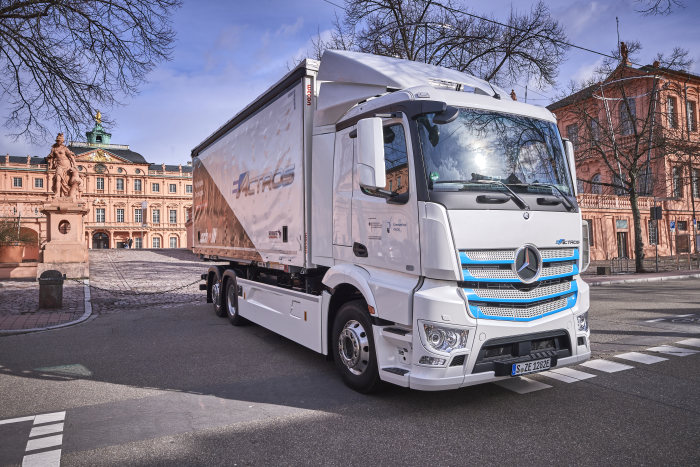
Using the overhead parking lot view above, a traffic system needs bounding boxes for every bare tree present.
[554,44,695,271]
[0,0,181,143]
[309,0,567,88]
[636,0,684,15]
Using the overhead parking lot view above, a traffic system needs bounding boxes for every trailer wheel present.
[225,276,245,326]
[332,300,381,393]
[212,274,225,317]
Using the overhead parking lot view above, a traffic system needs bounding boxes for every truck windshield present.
[417,108,573,196]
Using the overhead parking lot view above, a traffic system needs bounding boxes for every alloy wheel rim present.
[338,319,369,375]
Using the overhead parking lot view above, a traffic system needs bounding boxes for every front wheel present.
[332,300,381,393]
[225,276,246,326]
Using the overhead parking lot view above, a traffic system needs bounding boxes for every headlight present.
[422,323,468,353]
[576,311,589,332]
[581,221,591,272]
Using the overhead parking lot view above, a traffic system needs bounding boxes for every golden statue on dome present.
[95,110,102,125]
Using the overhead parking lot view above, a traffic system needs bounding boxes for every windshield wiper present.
[468,179,530,211]
[525,183,576,212]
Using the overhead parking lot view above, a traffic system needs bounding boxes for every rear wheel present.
[332,300,381,393]
[211,273,225,317]
[225,276,245,326]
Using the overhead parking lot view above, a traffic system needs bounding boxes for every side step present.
[382,367,409,376]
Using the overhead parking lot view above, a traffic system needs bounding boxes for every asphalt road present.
[1,278,699,466]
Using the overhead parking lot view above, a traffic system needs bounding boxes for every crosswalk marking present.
[25,434,63,452]
[645,318,665,323]
[647,345,699,357]
[22,449,62,467]
[549,367,596,381]
[581,359,634,373]
[615,352,667,364]
[495,377,552,394]
[540,370,578,383]
[0,415,34,426]
[29,423,64,438]
[33,412,65,425]
[676,338,700,348]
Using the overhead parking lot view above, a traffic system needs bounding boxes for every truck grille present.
[461,247,579,321]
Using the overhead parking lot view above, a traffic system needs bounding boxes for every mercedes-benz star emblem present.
[513,245,542,283]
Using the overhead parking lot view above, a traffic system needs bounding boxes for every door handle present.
[353,242,368,257]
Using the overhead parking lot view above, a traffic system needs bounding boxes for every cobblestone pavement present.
[87,249,218,314]
[0,279,84,332]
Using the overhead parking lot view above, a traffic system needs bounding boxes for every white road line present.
[581,359,634,373]
[22,449,61,467]
[540,371,578,383]
[615,352,667,364]
[676,338,700,348]
[647,345,699,357]
[33,412,65,425]
[645,318,665,323]
[549,367,596,381]
[29,422,64,438]
[0,415,34,426]
[25,434,63,452]
[495,377,552,394]
[675,314,695,317]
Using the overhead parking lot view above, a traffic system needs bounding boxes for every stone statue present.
[47,133,81,199]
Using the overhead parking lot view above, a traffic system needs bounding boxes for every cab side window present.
[383,124,409,195]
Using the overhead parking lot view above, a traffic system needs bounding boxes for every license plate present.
[511,358,551,376]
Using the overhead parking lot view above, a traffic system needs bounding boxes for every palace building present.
[548,53,700,262]
[0,117,192,260]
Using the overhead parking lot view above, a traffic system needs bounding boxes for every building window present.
[613,174,626,196]
[116,208,124,223]
[134,237,142,249]
[96,208,105,223]
[688,101,697,132]
[566,123,579,149]
[96,177,104,190]
[677,220,688,231]
[584,219,594,246]
[648,219,658,245]
[667,96,678,129]
[134,208,142,223]
[185,209,190,222]
[591,174,602,194]
[13,177,22,188]
[638,167,653,196]
[152,183,160,193]
[619,98,636,135]
[693,168,699,198]
[116,178,124,191]
[577,179,585,193]
[134,179,142,191]
[673,166,683,197]
[169,209,177,224]
[152,237,161,248]
[169,236,178,248]
[590,118,601,143]
[186,184,192,194]
[152,209,160,224]
[169,183,177,193]
[34,178,43,188]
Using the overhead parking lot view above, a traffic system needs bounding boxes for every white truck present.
[192,50,591,392]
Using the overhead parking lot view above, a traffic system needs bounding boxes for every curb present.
[585,273,700,286]
[0,279,93,336]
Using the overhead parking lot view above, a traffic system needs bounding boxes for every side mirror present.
[563,139,577,195]
[356,118,386,189]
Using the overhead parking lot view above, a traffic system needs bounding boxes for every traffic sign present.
[670,220,676,233]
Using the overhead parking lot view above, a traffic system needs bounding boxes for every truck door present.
[351,117,420,274]
[332,128,355,263]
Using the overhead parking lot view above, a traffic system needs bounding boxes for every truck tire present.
[224,276,245,326]
[211,273,225,318]
[332,300,381,393]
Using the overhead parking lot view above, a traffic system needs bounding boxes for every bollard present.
[38,270,64,308]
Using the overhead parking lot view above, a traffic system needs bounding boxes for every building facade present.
[0,120,192,258]
[549,56,700,261]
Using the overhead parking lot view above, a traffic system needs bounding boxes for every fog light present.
[419,356,447,366]
[422,323,468,353]
[576,312,589,332]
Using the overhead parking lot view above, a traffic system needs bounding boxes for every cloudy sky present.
[2,0,699,165]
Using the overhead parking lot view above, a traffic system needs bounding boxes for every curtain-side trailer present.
[193,51,591,392]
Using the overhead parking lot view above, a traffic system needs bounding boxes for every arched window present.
[619,98,636,135]
[591,174,602,194]
[577,178,585,193]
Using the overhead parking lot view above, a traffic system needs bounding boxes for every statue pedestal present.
[38,200,89,278]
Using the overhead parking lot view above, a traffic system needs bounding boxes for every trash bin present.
[39,270,64,309]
